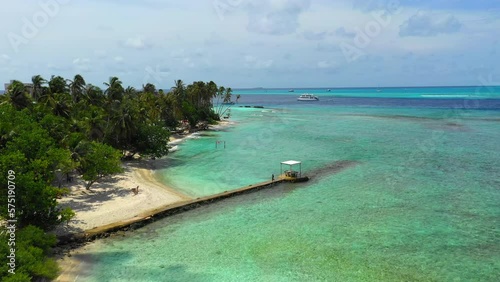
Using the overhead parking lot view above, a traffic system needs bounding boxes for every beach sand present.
[54,121,234,281]
[54,160,191,281]
[53,161,191,236]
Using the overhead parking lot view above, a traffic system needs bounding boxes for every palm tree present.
[214,86,225,116]
[224,87,233,103]
[84,84,105,106]
[5,80,31,109]
[207,81,218,105]
[171,79,185,120]
[48,75,68,94]
[84,106,107,141]
[107,98,138,151]
[172,79,185,98]
[124,86,137,97]
[138,92,161,124]
[31,75,46,102]
[67,74,86,103]
[142,83,156,94]
[214,86,233,118]
[52,93,72,118]
[104,77,124,101]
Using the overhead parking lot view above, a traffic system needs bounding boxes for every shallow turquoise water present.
[81,101,500,281]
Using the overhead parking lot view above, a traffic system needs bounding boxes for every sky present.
[1,0,499,88]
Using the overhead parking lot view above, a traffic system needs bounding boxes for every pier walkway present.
[57,179,286,245]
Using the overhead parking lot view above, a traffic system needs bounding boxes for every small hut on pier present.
[280,160,309,182]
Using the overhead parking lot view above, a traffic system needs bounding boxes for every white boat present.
[297,93,319,101]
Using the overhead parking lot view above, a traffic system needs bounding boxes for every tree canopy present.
[0,75,234,281]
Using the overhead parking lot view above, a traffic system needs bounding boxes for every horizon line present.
[231,85,500,90]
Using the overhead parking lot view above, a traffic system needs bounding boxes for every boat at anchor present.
[297,93,319,101]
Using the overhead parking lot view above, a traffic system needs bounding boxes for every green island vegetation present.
[0,75,234,281]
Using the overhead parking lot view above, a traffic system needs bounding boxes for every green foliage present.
[78,141,124,189]
[135,124,171,159]
[31,75,46,102]
[0,104,74,229]
[48,75,67,94]
[104,76,124,101]
[4,80,32,110]
[105,96,140,151]
[0,226,59,281]
[214,86,233,118]
[142,83,156,94]
[0,74,230,280]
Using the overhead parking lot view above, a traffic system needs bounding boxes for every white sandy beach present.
[54,121,235,236]
[53,159,192,282]
[53,160,191,236]
[52,123,237,236]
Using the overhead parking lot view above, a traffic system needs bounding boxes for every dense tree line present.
[0,75,233,281]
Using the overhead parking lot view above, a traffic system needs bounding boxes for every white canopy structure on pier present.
[280,160,302,178]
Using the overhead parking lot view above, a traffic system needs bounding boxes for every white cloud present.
[316,41,339,52]
[193,48,204,57]
[114,56,124,63]
[400,11,463,37]
[1,54,11,62]
[303,31,327,40]
[73,58,91,72]
[246,0,311,35]
[94,50,107,59]
[317,60,339,70]
[244,55,274,69]
[124,37,150,49]
[48,63,71,72]
[183,58,196,68]
[0,1,497,88]
[170,49,186,59]
[335,27,356,38]
[204,32,225,46]
[73,58,90,65]
[351,0,399,12]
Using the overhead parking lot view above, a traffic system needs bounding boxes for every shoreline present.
[52,161,191,237]
[53,121,235,237]
[54,161,192,282]
[54,120,235,281]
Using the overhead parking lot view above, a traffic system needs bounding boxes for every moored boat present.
[297,93,319,101]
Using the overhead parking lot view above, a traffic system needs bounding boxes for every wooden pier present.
[56,178,287,246]
[57,159,311,247]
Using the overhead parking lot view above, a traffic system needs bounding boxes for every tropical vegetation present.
[0,75,234,281]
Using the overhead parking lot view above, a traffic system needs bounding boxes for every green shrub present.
[0,226,59,281]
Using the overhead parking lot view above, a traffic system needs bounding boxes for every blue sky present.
[1,0,499,88]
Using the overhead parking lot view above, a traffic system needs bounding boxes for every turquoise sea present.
[79,87,499,281]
